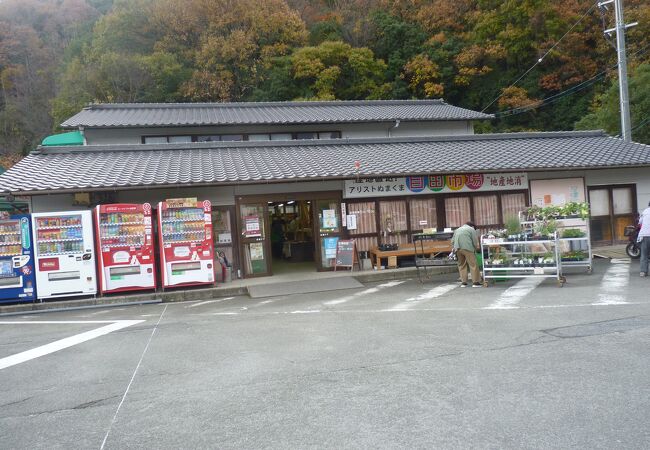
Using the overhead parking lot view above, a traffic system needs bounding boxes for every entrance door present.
[238,203,270,277]
[314,199,344,270]
[212,206,237,281]
[588,185,637,245]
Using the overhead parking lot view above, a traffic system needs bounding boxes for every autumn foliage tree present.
[2,0,650,158]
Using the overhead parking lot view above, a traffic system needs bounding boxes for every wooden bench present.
[369,240,453,270]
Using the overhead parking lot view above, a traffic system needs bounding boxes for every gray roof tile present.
[1,131,649,194]
[61,100,493,128]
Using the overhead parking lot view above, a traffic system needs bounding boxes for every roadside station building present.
[0,100,648,279]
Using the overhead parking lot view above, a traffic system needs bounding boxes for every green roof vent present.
[41,131,84,146]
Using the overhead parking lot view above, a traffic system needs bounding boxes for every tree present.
[402,54,444,98]
[291,41,391,100]
[154,0,309,101]
[366,10,427,98]
[575,64,650,144]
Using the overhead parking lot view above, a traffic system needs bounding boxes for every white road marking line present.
[186,297,234,308]
[611,258,630,264]
[100,305,167,450]
[484,277,545,310]
[595,260,630,305]
[212,312,239,316]
[385,283,458,311]
[87,309,114,316]
[0,320,144,370]
[323,281,405,306]
[0,320,129,324]
[203,301,644,317]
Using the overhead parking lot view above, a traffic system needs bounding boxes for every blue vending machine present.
[0,214,36,303]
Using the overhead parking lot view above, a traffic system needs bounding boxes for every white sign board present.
[344,173,528,198]
[346,214,357,230]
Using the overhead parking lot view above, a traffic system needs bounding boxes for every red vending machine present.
[157,198,214,288]
[95,203,156,294]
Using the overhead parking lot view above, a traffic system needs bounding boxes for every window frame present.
[343,190,529,247]
[142,131,342,144]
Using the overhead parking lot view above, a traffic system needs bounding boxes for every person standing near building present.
[639,201,650,277]
[452,221,481,287]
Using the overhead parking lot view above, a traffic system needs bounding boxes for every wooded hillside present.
[1,0,649,160]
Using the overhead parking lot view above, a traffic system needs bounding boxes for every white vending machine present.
[32,210,97,299]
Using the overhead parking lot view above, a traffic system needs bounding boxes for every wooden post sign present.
[334,239,360,271]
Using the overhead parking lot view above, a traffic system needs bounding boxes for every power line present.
[494,42,650,118]
[631,117,650,132]
[481,1,600,113]
[495,71,608,117]
[617,117,650,137]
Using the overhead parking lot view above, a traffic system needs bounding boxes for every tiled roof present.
[61,100,493,128]
[1,131,648,194]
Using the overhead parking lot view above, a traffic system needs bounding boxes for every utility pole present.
[599,0,637,142]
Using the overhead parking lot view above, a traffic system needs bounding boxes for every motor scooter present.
[624,224,641,259]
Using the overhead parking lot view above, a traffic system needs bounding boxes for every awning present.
[41,131,84,146]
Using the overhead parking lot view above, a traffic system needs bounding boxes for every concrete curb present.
[0,266,458,314]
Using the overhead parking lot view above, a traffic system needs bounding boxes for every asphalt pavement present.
[1,258,649,449]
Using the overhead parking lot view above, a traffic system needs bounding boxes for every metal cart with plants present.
[481,231,565,287]
[519,202,593,274]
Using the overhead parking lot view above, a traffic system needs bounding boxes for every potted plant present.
[560,202,590,219]
[532,220,557,240]
[561,228,586,238]
[524,205,542,221]
[536,252,555,267]
[504,215,521,241]
[562,250,586,261]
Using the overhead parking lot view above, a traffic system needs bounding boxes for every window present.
[409,198,437,232]
[143,136,192,144]
[197,135,220,142]
[168,136,192,143]
[248,134,270,141]
[612,188,633,214]
[143,136,168,144]
[347,201,377,252]
[444,197,471,228]
[296,132,317,140]
[318,131,341,140]
[379,200,408,245]
[473,195,499,226]
[270,133,293,141]
[144,131,342,143]
[220,134,243,141]
[501,193,527,220]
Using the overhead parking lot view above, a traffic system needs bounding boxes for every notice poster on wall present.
[323,237,338,259]
[244,216,261,237]
[346,214,357,230]
[531,178,585,206]
[322,209,338,229]
[249,242,264,260]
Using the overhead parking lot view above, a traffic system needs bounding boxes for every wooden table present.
[369,240,453,269]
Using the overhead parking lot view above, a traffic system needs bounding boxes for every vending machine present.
[157,198,214,288]
[95,203,156,294]
[0,214,36,303]
[32,210,97,299]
